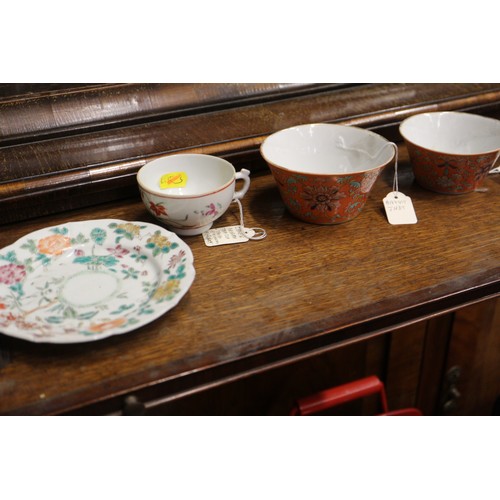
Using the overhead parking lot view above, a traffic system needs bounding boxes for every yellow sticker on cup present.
[160,172,188,189]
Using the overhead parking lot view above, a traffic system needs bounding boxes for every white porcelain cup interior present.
[260,123,395,174]
[137,154,250,198]
[400,111,500,155]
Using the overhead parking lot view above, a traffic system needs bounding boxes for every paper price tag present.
[383,191,418,225]
[202,225,253,246]
[160,172,187,189]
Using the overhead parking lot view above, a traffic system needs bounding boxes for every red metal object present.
[290,375,422,416]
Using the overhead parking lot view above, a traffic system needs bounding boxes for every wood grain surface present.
[0,144,498,415]
[0,83,337,144]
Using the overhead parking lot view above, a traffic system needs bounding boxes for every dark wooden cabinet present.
[1,84,499,415]
[386,298,500,415]
[440,298,500,415]
[113,297,499,416]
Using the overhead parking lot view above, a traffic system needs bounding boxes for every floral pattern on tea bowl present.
[269,166,384,224]
[260,123,394,224]
[137,154,250,236]
[400,111,500,194]
[404,142,499,194]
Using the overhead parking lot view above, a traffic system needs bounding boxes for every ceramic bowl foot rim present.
[166,222,213,236]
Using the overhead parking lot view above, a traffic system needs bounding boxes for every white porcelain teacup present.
[137,154,251,236]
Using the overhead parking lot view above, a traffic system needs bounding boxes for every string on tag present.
[389,142,399,194]
[382,142,417,225]
[232,198,267,240]
[336,137,400,193]
[336,136,416,224]
[489,150,500,174]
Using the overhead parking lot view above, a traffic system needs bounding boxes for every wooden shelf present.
[0,143,498,415]
[1,83,499,415]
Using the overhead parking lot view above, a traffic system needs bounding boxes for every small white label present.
[202,225,250,246]
[383,191,418,225]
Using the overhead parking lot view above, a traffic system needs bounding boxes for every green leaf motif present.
[121,268,139,280]
[77,311,99,320]
[73,255,119,268]
[72,233,89,245]
[9,282,24,297]
[167,264,186,280]
[0,251,18,263]
[130,253,148,264]
[63,306,78,319]
[20,239,37,254]
[110,304,134,315]
[100,255,119,267]
[46,316,64,324]
[35,253,52,266]
[90,228,107,245]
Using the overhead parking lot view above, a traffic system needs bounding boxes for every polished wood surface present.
[0,83,339,145]
[1,83,499,415]
[0,144,498,415]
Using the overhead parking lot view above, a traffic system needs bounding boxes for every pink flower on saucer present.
[0,263,26,285]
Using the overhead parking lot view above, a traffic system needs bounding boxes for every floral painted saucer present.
[0,219,195,343]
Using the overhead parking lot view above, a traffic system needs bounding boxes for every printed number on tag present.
[202,226,253,246]
[383,191,418,225]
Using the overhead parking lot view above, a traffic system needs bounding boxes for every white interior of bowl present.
[400,112,500,155]
[137,154,235,197]
[260,124,394,174]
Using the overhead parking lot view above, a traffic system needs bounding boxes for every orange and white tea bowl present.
[260,123,395,224]
[400,111,500,194]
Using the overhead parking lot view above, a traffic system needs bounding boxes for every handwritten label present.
[383,191,418,225]
[160,172,187,189]
[202,225,253,246]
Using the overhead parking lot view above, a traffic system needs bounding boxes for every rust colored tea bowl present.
[260,123,395,224]
[399,111,500,194]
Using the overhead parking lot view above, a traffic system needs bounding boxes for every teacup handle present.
[233,168,251,200]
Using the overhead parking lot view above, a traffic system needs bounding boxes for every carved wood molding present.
[0,83,342,145]
[1,83,499,223]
